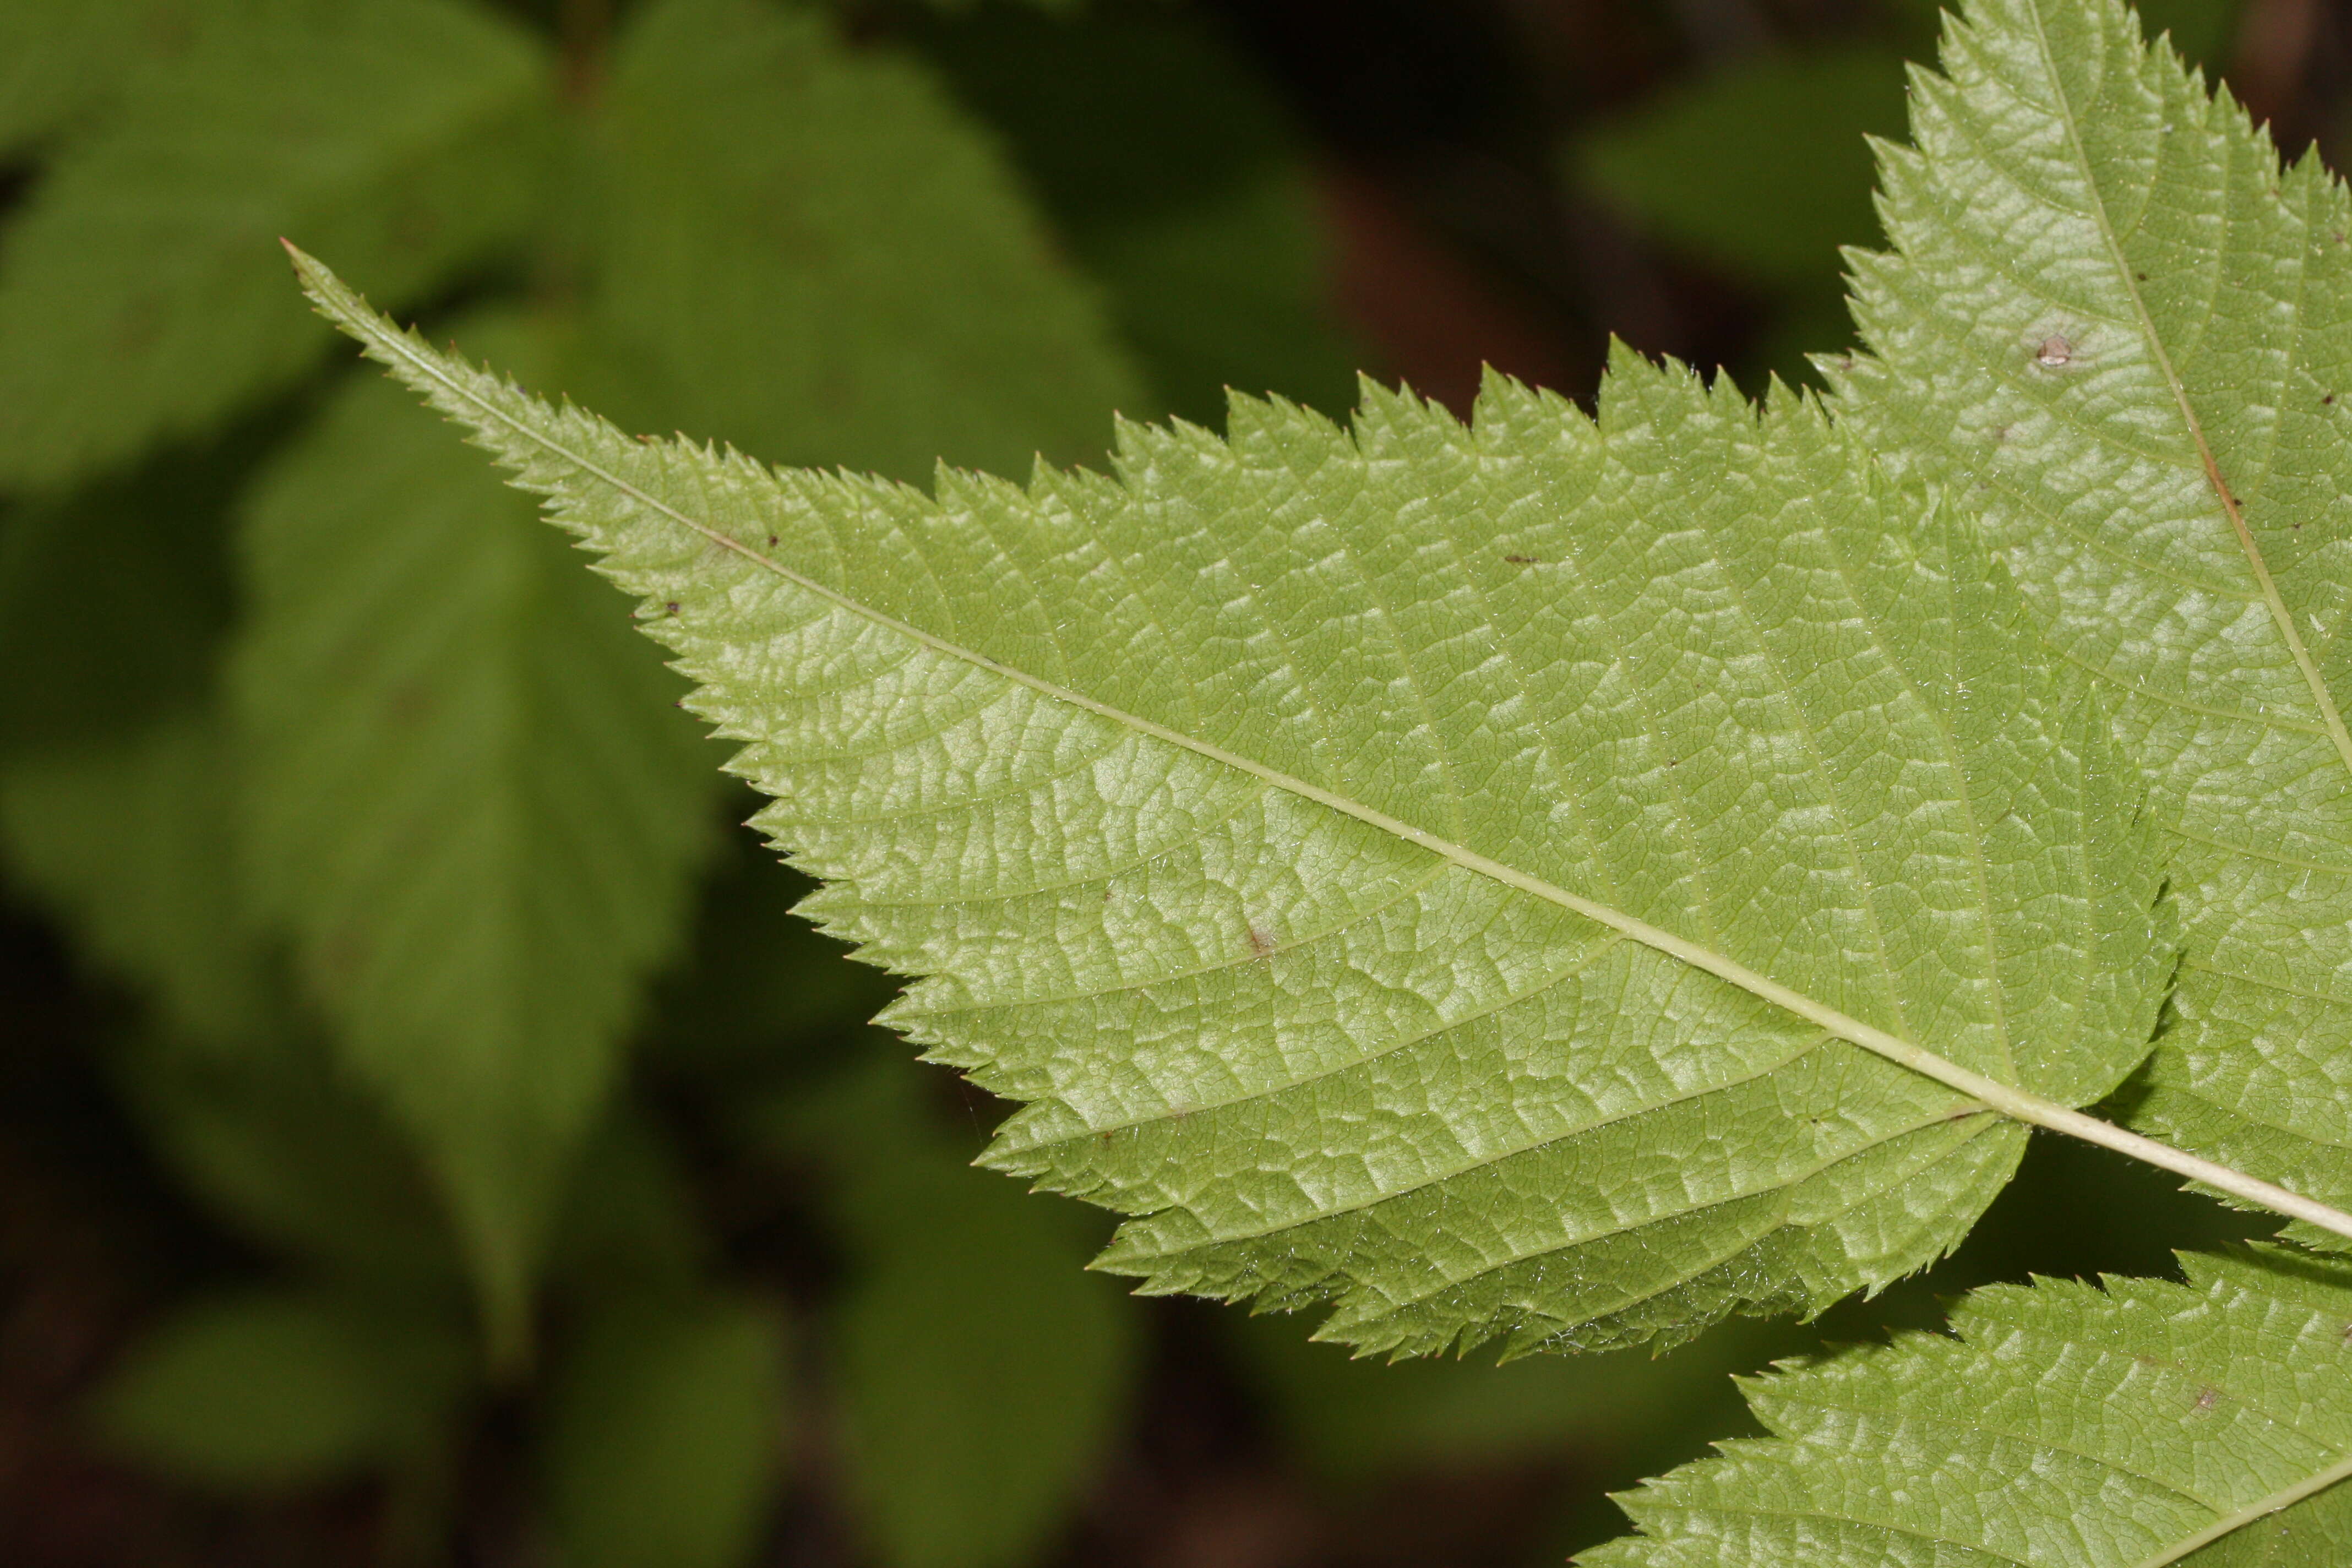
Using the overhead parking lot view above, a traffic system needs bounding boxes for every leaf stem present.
[2128,1447,2352,1568]
[285,241,2352,1251]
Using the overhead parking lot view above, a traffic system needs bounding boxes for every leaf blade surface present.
[292,253,2173,1355]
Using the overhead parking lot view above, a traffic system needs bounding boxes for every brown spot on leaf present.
[2035,335,2074,367]
[1503,554,1542,565]
[2195,1387,2221,1411]
[665,601,680,616]
[1247,925,1277,958]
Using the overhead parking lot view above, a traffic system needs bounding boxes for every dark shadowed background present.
[0,0,2339,1563]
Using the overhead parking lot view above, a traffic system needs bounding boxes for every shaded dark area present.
[0,0,2342,1565]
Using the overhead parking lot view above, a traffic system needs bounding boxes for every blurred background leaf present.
[540,1289,787,1568]
[0,711,276,1049]
[0,0,195,159]
[1575,45,1907,295]
[88,1286,471,1492]
[587,0,1144,480]
[0,0,554,491]
[230,315,720,1359]
[914,2,1363,426]
[752,1057,1136,1568]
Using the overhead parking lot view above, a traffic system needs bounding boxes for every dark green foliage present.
[23,0,2346,1564]
[762,1059,1136,1568]
[1577,47,1908,293]
[90,1287,472,1490]
[0,0,554,490]
[588,0,1144,481]
[916,3,1363,425]
[0,0,1384,1559]
[540,1291,787,1568]
[232,320,721,1351]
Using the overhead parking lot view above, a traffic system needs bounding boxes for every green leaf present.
[293,251,2184,1357]
[230,312,719,1358]
[90,1287,470,1493]
[586,0,1144,484]
[766,1059,1134,1568]
[1586,1246,2352,1566]
[0,0,552,490]
[1828,0,2352,1239]
[539,1291,787,1568]
[1575,45,1911,291]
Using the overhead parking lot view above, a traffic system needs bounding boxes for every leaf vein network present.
[899,855,1455,1014]
[1009,929,1627,1145]
[1351,1104,1992,1320]
[1756,1383,2230,1512]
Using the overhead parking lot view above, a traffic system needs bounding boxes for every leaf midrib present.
[288,245,2352,1246]
[313,260,1998,1091]
[2127,1450,2352,1568]
[2019,0,2352,792]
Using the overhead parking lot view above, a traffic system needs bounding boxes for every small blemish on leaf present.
[766,535,778,546]
[1247,925,1277,958]
[665,601,680,616]
[2325,394,2337,406]
[2035,335,2075,367]
[2195,1387,2220,1411]
[1504,555,1542,565]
